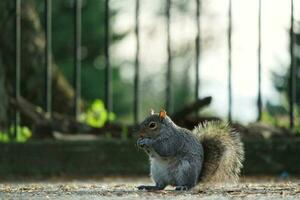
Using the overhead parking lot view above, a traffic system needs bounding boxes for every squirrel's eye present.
[148,122,157,129]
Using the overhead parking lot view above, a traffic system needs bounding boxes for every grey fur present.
[136,113,244,191]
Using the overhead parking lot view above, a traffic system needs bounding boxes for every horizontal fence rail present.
[12,0,297,136]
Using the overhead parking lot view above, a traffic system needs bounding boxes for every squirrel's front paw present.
[137,138,152,148]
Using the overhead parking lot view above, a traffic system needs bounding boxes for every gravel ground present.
[0,177,300,200]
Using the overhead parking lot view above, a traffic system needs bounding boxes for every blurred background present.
[0,0,299,177]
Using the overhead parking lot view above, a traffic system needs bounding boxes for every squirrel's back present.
[193,121,244,183]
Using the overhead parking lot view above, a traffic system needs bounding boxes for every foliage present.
[263,97,300,133]
[265,69,300,132]
[265,23,300,133]
[0,126,32,143]
[80,99,116,128]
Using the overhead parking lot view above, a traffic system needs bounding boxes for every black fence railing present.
[14,0,21,137]
[228,0,232,121]
[13,0,297,135]
[104,0,112,117]
[134,0,140,123]
[73,0,82,120]
[289,0,296,128]
[45,0,52,117]
[195,0,201,103]
[257,0,262,121]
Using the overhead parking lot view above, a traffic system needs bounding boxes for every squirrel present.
[136,110,244,191]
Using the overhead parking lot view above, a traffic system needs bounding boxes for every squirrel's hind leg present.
[137,184,166,191]
[173,160,199,191]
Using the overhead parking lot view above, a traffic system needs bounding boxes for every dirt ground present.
[0,177,299,199]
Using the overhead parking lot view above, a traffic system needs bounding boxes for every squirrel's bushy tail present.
[194,121,244,183]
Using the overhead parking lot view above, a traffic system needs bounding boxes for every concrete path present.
[0,177,299,199]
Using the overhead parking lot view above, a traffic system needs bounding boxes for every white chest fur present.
[150,157,174,185]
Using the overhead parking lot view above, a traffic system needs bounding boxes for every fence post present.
[195,0,201,100]
[73,0,82,120]
[134,0,140,124]
[166,0,172,113]
[228,0,232,122]
[14,0,21,137]
[289,0,295,129]
[45,0,52,118]
[104,0,112,114]
[257,0,262,121]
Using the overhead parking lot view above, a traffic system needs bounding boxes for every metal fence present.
[13,0,296,136]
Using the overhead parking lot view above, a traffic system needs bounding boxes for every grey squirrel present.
[136,110,244,191]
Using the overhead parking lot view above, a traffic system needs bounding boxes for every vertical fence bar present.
[45,0,52,118]
[134,0,140,124]
[14,0,21,137]
[195,0,200,100]
[166,0,172,112]
[289,0,295,129]
[104,0,112,113]
[74,0,81,120]
[257,0,262,121]
[228,0,232,122]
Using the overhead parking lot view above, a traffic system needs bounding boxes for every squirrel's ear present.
[150,109,155,115]
[159,110,167,120]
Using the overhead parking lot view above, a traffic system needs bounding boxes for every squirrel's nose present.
[138,128,147,138]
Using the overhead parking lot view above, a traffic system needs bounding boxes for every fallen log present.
[9,96,132,138]
[171,96,212,121]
